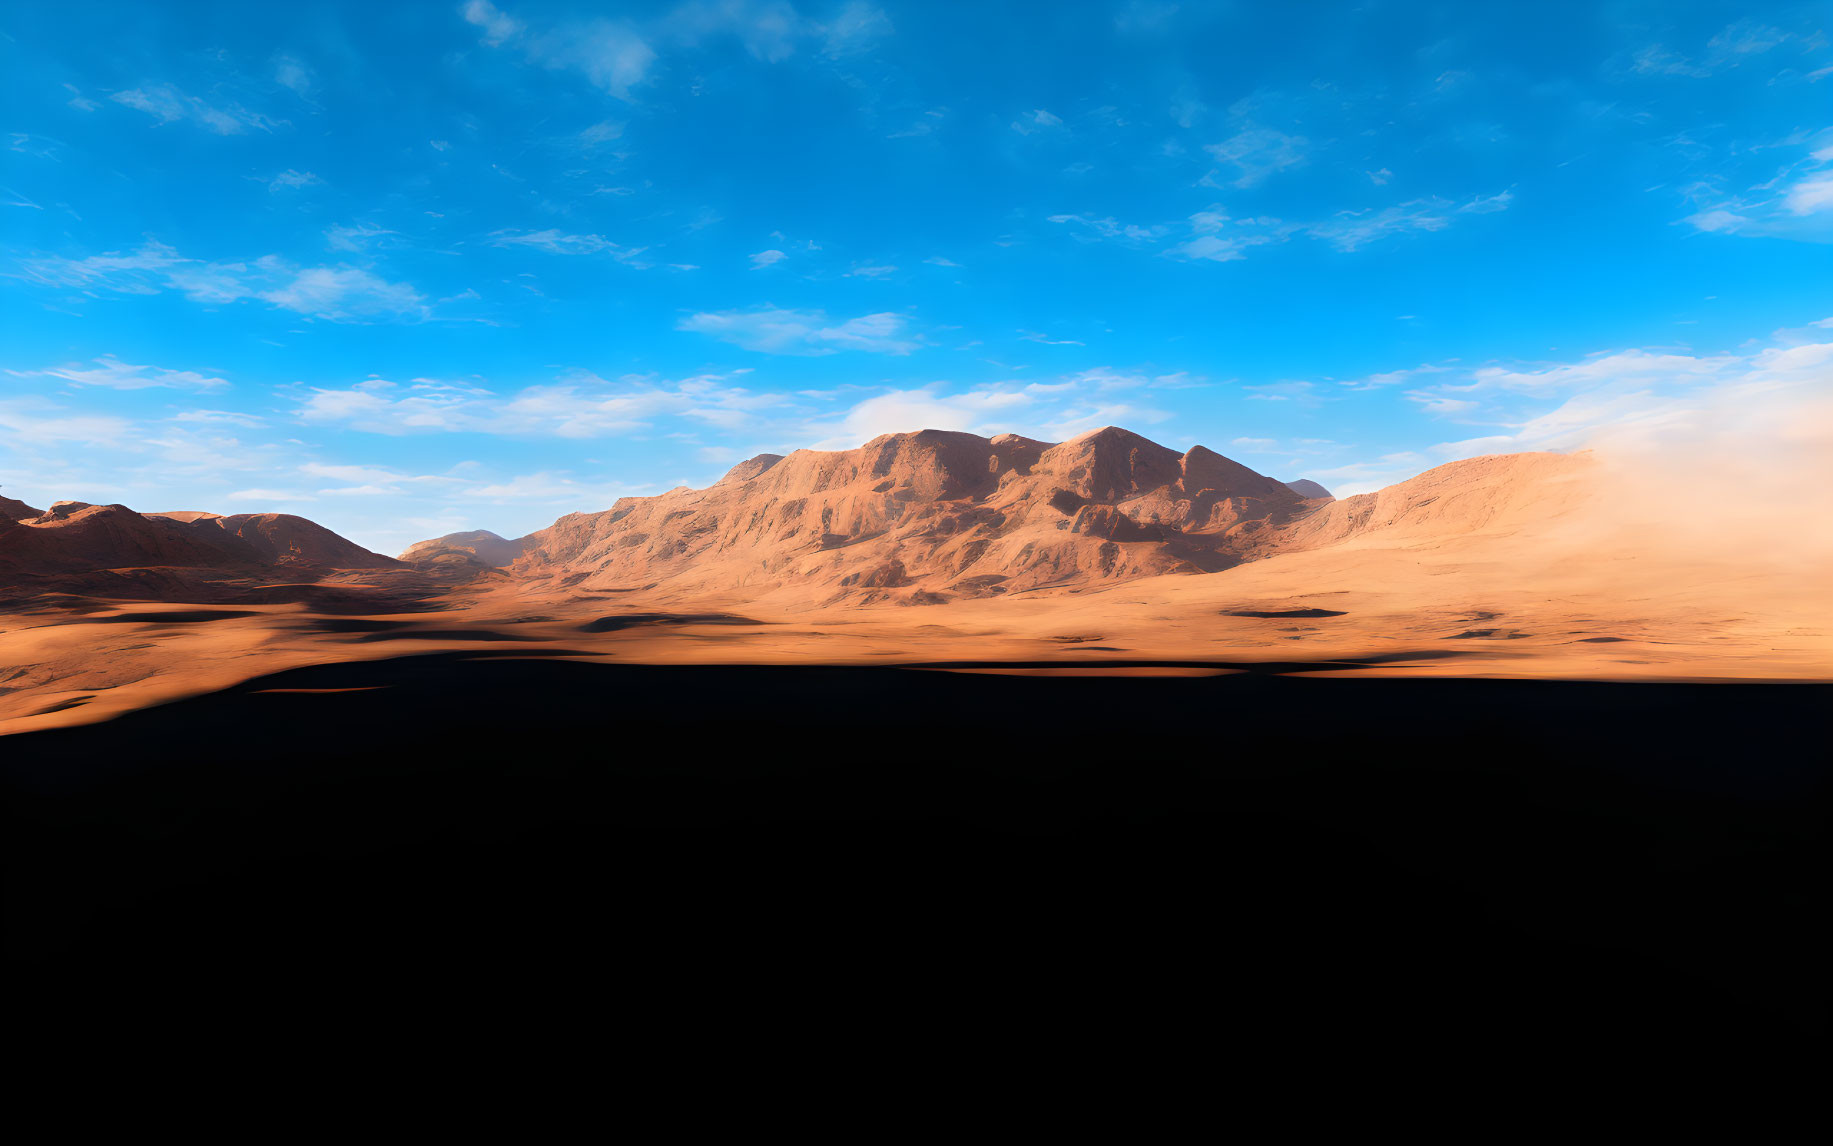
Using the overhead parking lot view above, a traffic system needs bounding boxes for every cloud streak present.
[462,0,893,99]
[12,355,230,391]
[20,241,432,322]
[110,84,280,134]
[677,307,921,355]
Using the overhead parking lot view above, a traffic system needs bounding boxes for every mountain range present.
[402,426,1342,604]
[0,425,1573,608]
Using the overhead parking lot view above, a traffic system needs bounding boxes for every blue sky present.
[3,1,1829,553]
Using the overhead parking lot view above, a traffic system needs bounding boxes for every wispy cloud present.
[1629,19,1796,81]
[1012,108,1065,135]
[1020,330,1084,346]
[0,397,135,446]
[488,228,648,263]
[463,0,892,99]
[821,2,894,56]
[1785,173,1833,215]
[888,108,945,139]
[1307,190,1513,252]
[1324,320,1833,491]
[802,387,1031,446]
[226,487,317,503]
[325,223,398,253]
[295,370,780,437]
[677,307,921,355]
[579,120,625,145]
[1059,367,1205,391]
[174,409,268,428]
[260,267,428,321]
[1335,364,1451,392]
[1678,130,1833,241]
[1165,204,1288,262]
[465,0,655,98]
[12,355,230,390]
[1463,349,1737,395]
[667,0,893,61]
[1242,380,1321,405]
[1079,189,1512,264]
[1203,125,1308,187]
[273,55,314,97]
[1630,45,1713,79]
[462,0,523,46]
[111,84,280,134]
[1706,20,1791,59]
[21,240,431,322]
[263,169,322,191]
[1047,214,1167,243]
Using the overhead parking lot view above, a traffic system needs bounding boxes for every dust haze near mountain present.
[1581,374,1833,574]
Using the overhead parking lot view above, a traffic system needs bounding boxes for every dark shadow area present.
[351,628,547,643]
[292,618,417,634]
[1225,608,1348,618]
[3,654,1824,1061]
[577,612,765,632]
[897,650,1480,673]
[29,695,92,716]
[81,609,263,624]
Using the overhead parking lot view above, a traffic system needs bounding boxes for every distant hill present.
[399,529,534,568]
[0,492,44,521]
[0,500,398,589]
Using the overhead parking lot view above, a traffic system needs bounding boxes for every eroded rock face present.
[440,426,1326,606]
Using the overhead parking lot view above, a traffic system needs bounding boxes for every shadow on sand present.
[4,653,1824,1058]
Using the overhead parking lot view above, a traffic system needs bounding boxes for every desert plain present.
[4,426,1828,737]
